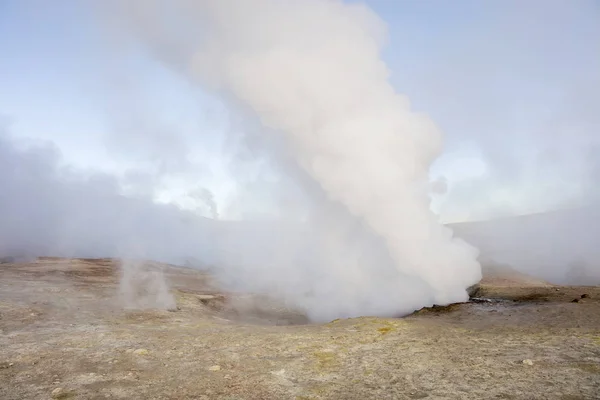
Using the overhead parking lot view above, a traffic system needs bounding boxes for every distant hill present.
[449,206,600,285]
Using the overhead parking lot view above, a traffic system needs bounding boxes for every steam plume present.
[104,0,482,320]
[189,187,219,219]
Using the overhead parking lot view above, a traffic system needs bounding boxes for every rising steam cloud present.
[3,0,597,320]
[101,0,482,320]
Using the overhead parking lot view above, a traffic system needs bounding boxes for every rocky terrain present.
[1,257,599,399]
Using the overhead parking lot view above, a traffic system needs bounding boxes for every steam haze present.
[104,0,484,320]
[1,0,599,320]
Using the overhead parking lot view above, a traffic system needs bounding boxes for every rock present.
[133,349,149,355]
[470,297,490,303]
[197,294,227,309]
[51,388,66,399]
[208,365,221,371]
[408,391,430,399]
[581,294,590,299]
[467,284,480,297]
[571,298,580,303]
[522,359,534,366]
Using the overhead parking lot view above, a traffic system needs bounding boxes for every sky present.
[1,0,599,222]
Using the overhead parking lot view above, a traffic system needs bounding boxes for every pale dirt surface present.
[1,258,599,400]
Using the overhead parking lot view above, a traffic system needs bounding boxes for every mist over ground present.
[1,0,599,320]
[451,207,600,286]
[0,128,215,263]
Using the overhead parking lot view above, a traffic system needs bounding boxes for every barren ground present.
[1,258,599,399]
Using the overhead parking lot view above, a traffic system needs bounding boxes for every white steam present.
[119,259,176,311]
[0,127,213,313]
[3,0,598,321]
[104,0,481,320]
[188,187,219,219]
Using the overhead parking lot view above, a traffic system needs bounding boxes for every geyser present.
[101,0,482,321]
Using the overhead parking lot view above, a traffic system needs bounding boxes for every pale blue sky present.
[1,0,598,221]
